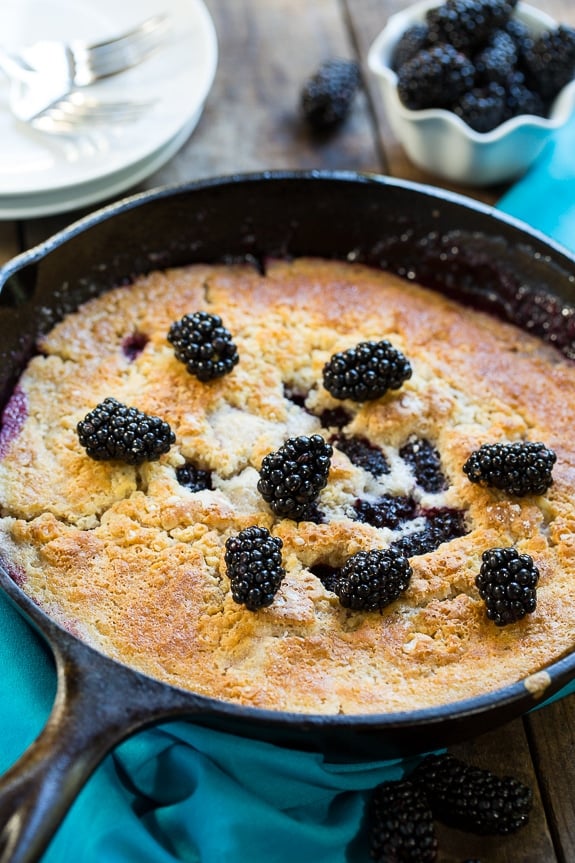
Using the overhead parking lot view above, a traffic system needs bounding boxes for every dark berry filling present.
[318,406,352,429]
[353,494,416,529]
[0,387,27,460]
[121,331,149,362]
[283,385,308,409]
[333,434,390,477]
[309,563,339,593]
[400,436,447,493]
[176,462,213,492]
[0,553,25,587]
[391,507,468,558]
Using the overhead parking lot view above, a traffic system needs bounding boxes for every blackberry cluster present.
[300,58,361,131]
[77,397,175,465]
[333,434,390,478]
[397,43,475,110]
[167,312,239,382]
[463,440,556,496]
[322,339,412,402]
[426,0,516,52]
[392,0,575,132]
[476,546,539,626]
[412,753,533,835]
[522,25,575,100]
[224,526,285,611]
[332,548,412,611]
[369,778,438,863]
[257,434,333,521]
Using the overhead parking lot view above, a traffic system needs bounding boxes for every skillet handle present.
[0,627,195,863]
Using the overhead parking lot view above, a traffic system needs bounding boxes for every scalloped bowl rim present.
[368,0,575,145]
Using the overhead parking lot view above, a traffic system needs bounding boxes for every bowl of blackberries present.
[367,0,575,186]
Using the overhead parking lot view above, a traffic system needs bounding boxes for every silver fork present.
[26,92,154,133]
[0,15,168,127]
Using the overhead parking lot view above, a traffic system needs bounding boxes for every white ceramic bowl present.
[367,0,575,186]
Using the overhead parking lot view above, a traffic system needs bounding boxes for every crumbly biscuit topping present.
[0,258,573,714]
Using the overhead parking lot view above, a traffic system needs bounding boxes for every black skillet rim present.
[1,168,575,740]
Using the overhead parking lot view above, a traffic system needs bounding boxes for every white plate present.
[0,110,201,218]
[0,0,217,197]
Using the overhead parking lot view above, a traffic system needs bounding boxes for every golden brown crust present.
[1,257,574,714]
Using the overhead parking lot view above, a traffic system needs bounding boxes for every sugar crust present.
[1,257,575,715]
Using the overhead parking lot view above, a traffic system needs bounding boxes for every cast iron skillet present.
[1,171,575,863]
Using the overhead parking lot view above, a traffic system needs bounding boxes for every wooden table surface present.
[1,1,575,860]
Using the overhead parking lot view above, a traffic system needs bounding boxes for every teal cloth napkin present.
[497,111,575,254]
[3,118,575,860]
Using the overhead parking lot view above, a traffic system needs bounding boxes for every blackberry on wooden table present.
[369,778,438,863]
[300,58,361,131]
[412,752,533,835]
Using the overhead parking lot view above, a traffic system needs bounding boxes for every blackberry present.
[333,434,390,477]
[504,17,533,62]
[301,58,361,131]
[391,23,430,72]
[454,82,507,132]
[522,25,575,101]
[462,441,556,496]
[77,397,175,465]
[323,340,412,402]
[353,494,417,529]
[333,548,412,611]
[167,311,239,382]
[257,434,333,520]
[369,778,438,863]
[412,752,533,835]
[503,72,545,120]
[474,29,518,85]
[399,437,447,493]
[397,44,475,110]
[224,526,285,611]
[426,0,515,53]
[475,546,539,626]
[391,508,467,558]
[175,462,212,492]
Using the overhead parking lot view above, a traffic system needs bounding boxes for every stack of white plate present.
[0,0,218,218]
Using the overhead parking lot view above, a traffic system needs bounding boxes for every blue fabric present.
[0,590,424,862]
[497,111,575,255]
[2,118,575,859]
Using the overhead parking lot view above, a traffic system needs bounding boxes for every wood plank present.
[145,0,382,186]
[436,718,558,862]
[526,697,575,863]
[0,222,20,267]
[346,0,575,204]
[24,0,383,248]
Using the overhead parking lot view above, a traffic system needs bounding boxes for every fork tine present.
[29,92,153,132]
[72,15,169,79]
